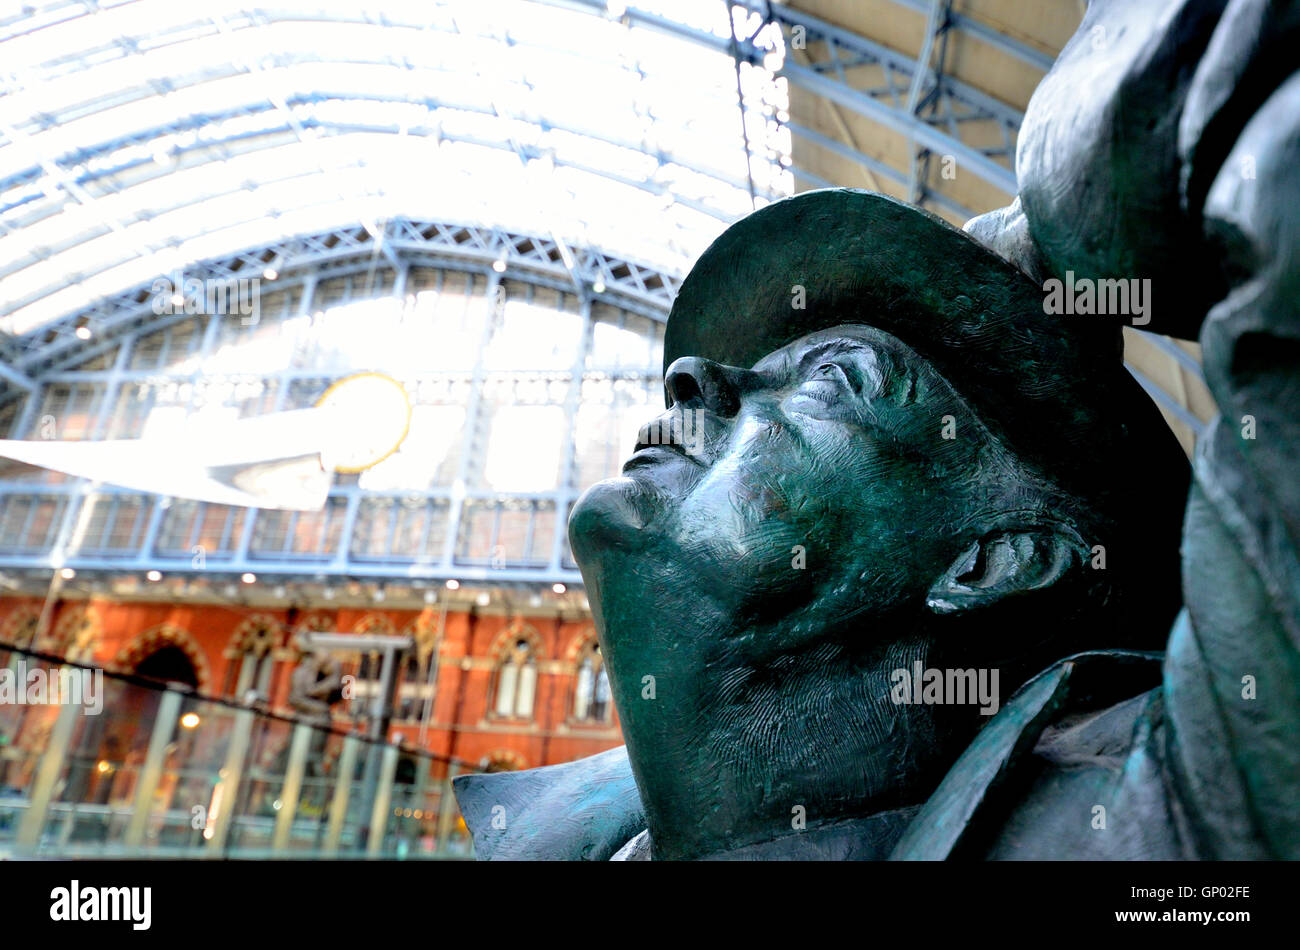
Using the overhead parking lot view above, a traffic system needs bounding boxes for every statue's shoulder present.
[452,745,645,860]
[891,650,1166,860]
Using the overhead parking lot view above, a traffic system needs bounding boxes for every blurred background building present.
[0,0,1215,859]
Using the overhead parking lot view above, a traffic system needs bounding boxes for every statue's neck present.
[604,608,937,861]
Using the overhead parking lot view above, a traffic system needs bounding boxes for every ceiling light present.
[241,572,256,584]
[445,579,460,590]
[59,567,75,579]
[552,583,566,594]
[75,326,91,340]
[146,570,162,582]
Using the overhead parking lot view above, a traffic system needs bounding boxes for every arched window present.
[357,650,380,682]
[114,624,211,693]
[492,638,537,720]
[395,614,440,723]
[396,650,430,722]
[1,605,40,650]
[481,750,527,772]
[52,606,100,663]
[223,615,283,701]
[572,642,611,723]
[345,649,384,720]
[135,645,200,688]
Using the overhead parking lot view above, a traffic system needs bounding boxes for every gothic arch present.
[289,612,336,655]
[0,603,41,649]
[47,604,102,661]
[481,748,528,772]
[114,623,211,693]
[353,612,396,636]
[487,619,545,661]
[562,626,600,665]
[227,613,285,658]
[401,609,442,660]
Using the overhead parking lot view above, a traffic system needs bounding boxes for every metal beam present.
[0,359,35,391]
[8,218,678,372]
[888,0,1058,71]
[554,0,1056,74]
[0,0,1034,340]
[751,0,1022,197]
[1127,363,1207,435]
[781,60,1018,194]
[785,120,976,220]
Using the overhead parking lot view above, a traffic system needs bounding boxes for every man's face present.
[571,324,992,651]
[568,325,1010,849]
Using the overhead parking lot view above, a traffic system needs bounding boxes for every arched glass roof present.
[0,0,791,338]
[0,0,1211,599]
[0,245,669,587]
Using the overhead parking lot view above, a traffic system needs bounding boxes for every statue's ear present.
[926,525,1087,614]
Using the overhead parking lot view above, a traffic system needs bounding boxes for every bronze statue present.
[455,0,1300,860]
[289,650,344,726]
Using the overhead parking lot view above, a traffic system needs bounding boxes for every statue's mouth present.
[624,406,712,471]
[622,443,702,472]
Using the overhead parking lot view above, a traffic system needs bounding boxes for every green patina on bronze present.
[454,0,1300,861]
[563,190,1185,861]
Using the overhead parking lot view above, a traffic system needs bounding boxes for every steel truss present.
[0,218,675,587]
[572,0,1034,219]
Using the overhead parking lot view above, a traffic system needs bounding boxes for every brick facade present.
[0,594,623,772]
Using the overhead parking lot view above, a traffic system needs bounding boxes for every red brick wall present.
[0,595,622,771]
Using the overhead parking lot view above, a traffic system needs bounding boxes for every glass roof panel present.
[0,0,790,339]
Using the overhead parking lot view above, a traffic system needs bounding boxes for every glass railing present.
[0,642,475,859]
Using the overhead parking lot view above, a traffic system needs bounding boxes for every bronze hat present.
[663,189,1187,510]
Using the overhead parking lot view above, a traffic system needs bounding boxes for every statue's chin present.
[568,475,664,563]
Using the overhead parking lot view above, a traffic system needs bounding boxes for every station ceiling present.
[0,0,1212,451]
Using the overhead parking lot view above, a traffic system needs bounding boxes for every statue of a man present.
[289,649,344,726]
[454,0,1300,860]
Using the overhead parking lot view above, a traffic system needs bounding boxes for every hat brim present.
[666,189,1093,385]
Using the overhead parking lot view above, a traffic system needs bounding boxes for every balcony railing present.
[0,642,475,859]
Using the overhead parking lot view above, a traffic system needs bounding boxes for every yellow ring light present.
[315,372,412,473]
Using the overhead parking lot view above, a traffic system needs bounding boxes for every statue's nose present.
[664,356,744,417]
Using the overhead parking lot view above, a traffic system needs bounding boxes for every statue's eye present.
[788,361,859,412]
[811,361,857,391]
